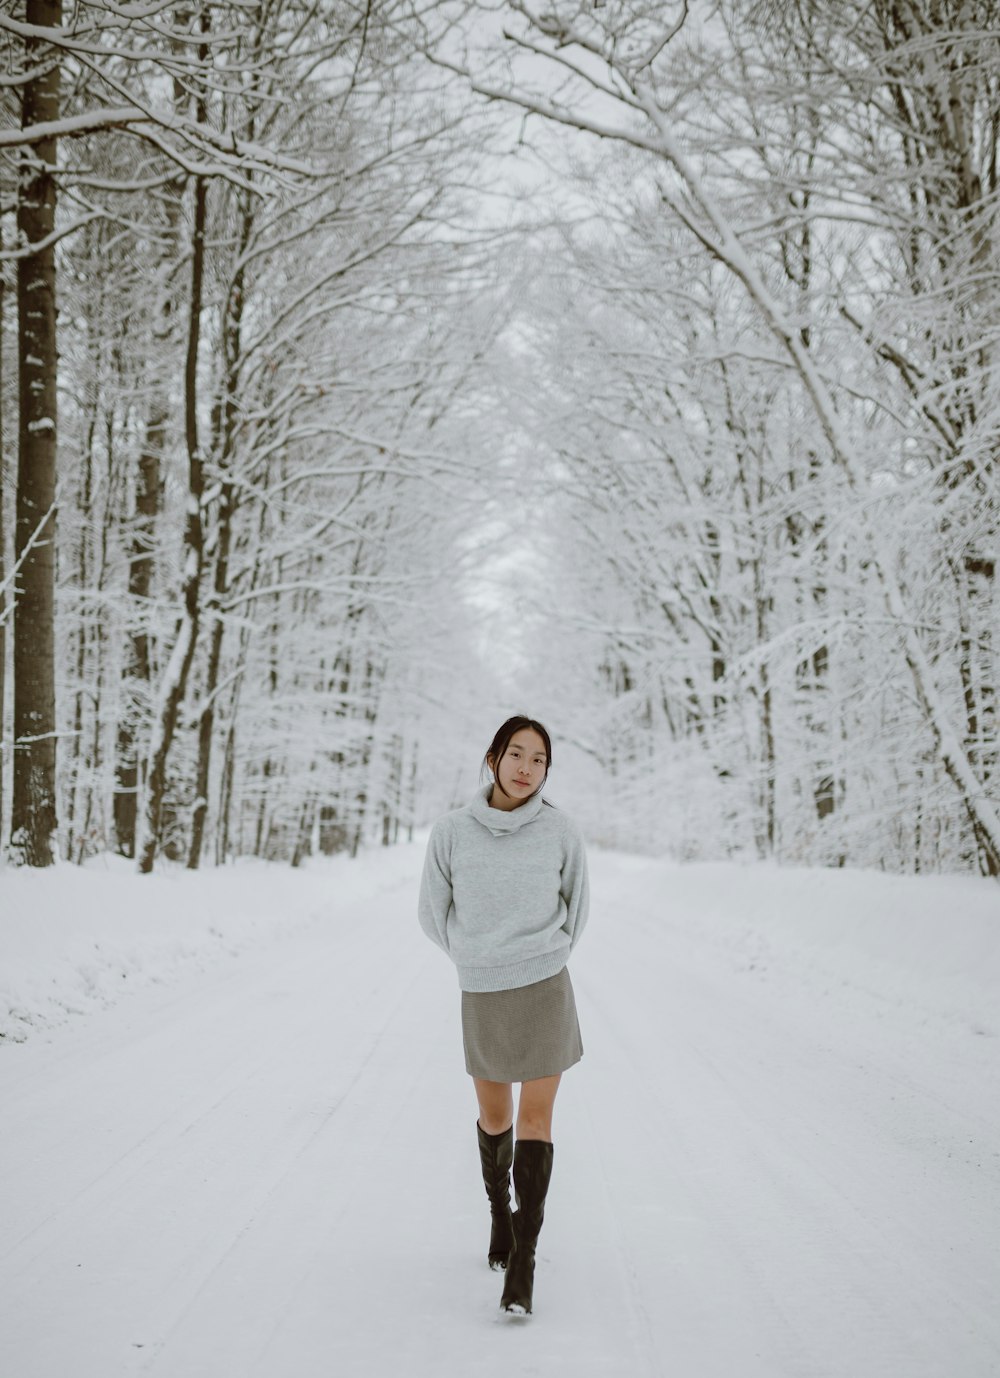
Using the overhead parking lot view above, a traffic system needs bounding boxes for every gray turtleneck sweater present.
[418,785,590,992]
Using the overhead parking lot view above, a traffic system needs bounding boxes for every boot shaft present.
[477,1121,515,1271]
[512,1138,554,1233]
[477,1122,514,1203]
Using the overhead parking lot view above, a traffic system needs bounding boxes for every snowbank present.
[0,845,422,1043]
[599,856,1000,1042]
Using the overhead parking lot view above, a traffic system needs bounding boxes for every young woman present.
[418,715,589,1316]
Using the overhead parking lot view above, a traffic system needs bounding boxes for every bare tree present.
[0,235,7,847]
[10,0,61,867]
[414,0,1000,873]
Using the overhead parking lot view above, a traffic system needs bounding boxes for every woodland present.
[1,0,998,877]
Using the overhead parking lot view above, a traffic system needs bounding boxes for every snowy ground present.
[1,844,998,1377]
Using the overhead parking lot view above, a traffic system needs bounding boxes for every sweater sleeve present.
[560,821,590,951]
[418,819,454,954]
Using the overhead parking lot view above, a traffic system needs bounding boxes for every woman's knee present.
[516,1114,552,1141]
[475,1078,513,1133]
[516,1074,561,1138]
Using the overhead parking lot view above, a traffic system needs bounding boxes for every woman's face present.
[489,728,549,809]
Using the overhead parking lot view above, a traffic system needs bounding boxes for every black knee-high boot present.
[477,1122,514,1270]
[500,1139,554,1315]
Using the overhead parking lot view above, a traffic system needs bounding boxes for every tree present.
[2,0,510,871]
[10,0,61,867]
[414,0,1000,873]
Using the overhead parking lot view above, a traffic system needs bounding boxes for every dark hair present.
[482,715,553,801]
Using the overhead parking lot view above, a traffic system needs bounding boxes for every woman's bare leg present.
[474,1078,514,1135]
[516,1073,562,1141]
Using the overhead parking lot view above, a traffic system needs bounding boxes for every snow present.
[0,104,145,148]
[1,845,998,1377]
[0,851,385,1043]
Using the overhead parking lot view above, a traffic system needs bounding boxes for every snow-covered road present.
[2,848,998,1377]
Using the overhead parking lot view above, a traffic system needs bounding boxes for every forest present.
[1,0,998,878]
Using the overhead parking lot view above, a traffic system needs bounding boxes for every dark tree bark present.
[0,260,7,847]
[11,0,61,868]
[114,401,165,857]
[65,397,97,859]
[187,177,252,870]
[114,169,182,858]
[135,5,214,874]
[187,470,232,869]
[136,174,207,873]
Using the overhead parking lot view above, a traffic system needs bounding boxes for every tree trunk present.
[0,256,7,847]
[188,179,251,869]
[66,401,97,859]
[114,401,164,857]
[136,174,207,873]
[955,550,998,875]
[254,758,271,859]
[186,485,231,869]
[77,423,113,863]
[115,160,184,859]
[11,0,61,868]
[216,710,237,864]
[291,791,314,868]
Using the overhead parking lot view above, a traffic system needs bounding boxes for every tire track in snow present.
[573,969,823,1378]
[3,914,401,1266]
[137,949,445,1376]
[575,1068,666,1378]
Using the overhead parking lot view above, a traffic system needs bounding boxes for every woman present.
[418,715,589,1316]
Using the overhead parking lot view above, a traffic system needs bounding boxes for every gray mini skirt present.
[461,966,583,1083]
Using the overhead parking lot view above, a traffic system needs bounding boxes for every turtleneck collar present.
[469,783,545,836]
